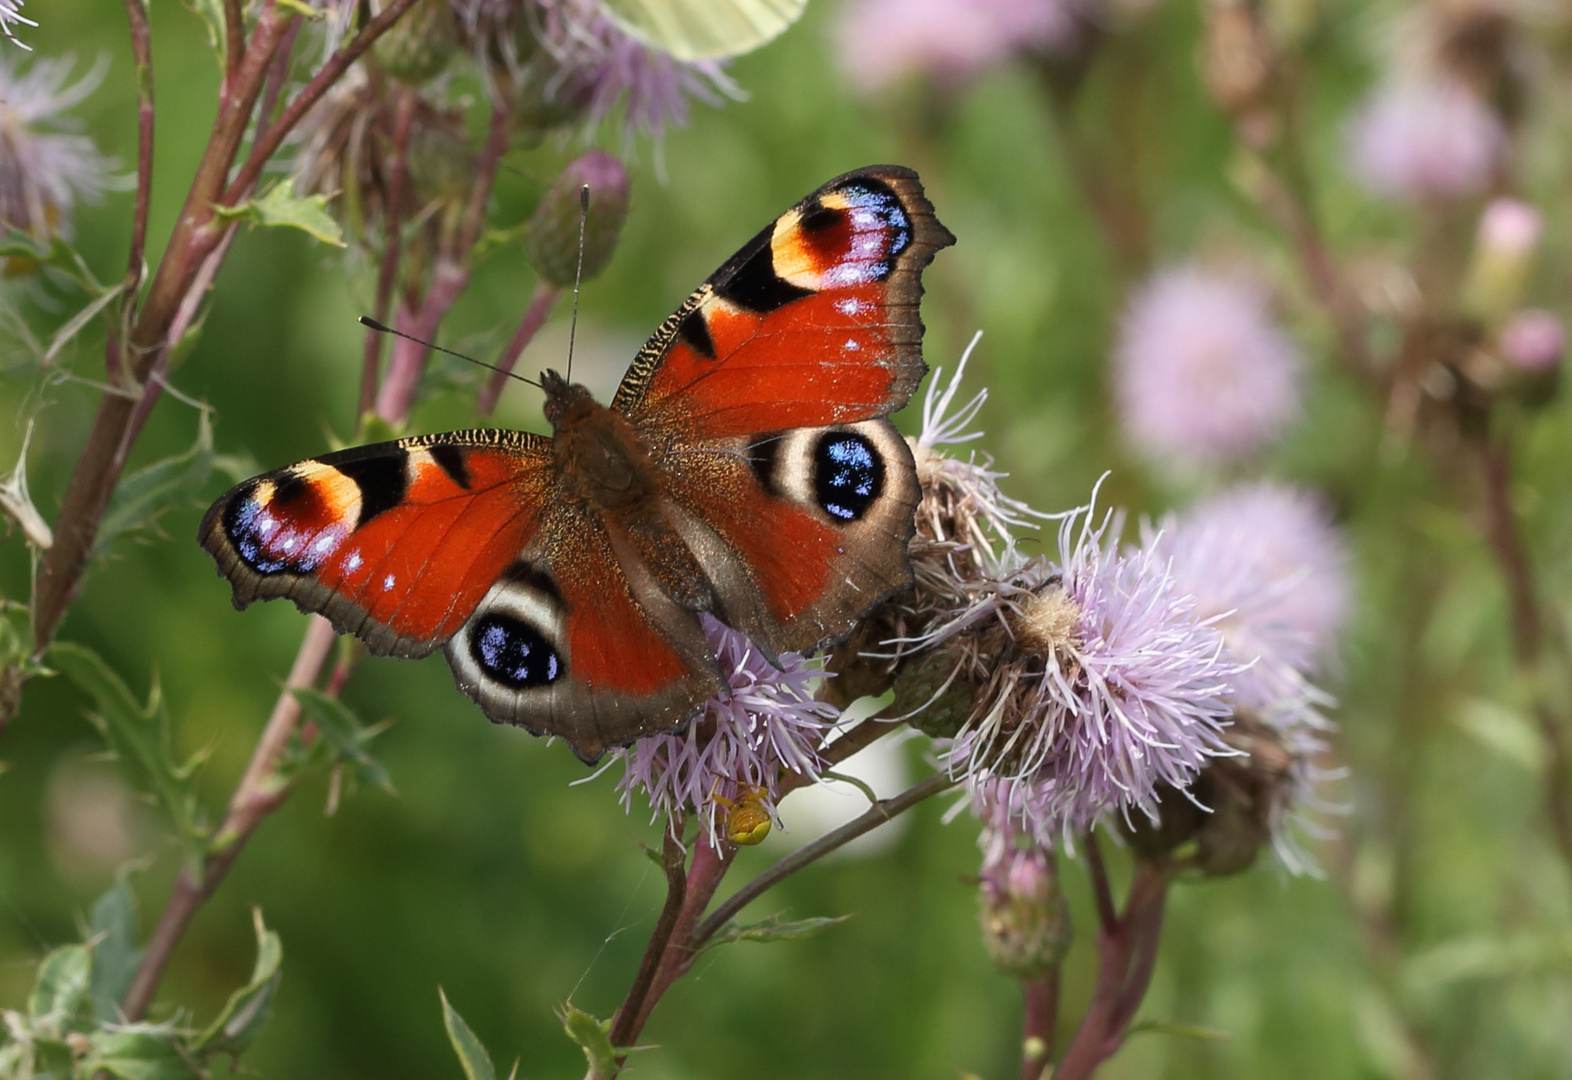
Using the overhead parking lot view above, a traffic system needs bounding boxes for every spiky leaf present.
[193,908,282,1057]
[441,989,498,1080]
[291,688,394,794]
[700,912,852,954]
[27,944,93,1038]
[89,876,145,1023]
[84,1022,205,1080]
[558,1001,621,1080]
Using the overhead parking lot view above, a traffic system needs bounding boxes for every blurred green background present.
[3,0,1572,1077]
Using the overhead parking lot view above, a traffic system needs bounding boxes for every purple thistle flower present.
[0,53,113,244]
[614,615,842,848]
[835,0,1087,96]
[1147,480,1350,721]
[942,491,1242,841]
[1113,266,1302,470]
[1346,77,1504,201]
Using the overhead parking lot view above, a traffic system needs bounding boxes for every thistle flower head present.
[943,490,1242,841]
[1147,480,1350,722]
[835,0,1089,95]
[615,616,842,849]
[976,822,1071,978]
[1114,266,1302,470]
[0,1,34,49]
[0,53,112,246]
[1346,77,1504,201]
[453,0,738,140]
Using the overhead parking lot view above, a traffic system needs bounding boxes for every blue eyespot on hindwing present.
[812,431,884,522]
[470,612,564,689]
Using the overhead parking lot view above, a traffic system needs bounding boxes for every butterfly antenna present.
[358,316,544,390]
[565,183,590,384]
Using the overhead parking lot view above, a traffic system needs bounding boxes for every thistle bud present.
[977,834,1071,980]
[372,0,458,86]
[525,152,631,289]
[1463,198,1542,321]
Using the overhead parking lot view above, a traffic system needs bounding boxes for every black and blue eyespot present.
[470,612,563,689]
[224,486,287,575]
[812,431,884,522]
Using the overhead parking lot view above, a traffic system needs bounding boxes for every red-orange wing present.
[612,165,954,438]
[610,166,951,654]
[200,430,722,760]
[200,431,554,657]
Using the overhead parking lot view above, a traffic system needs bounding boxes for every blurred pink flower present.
[1346,78,1504,200]
[615,616,841,848]
[1114,266,1302,469]
[835,0,1085,95]
[1500,309,1564,372]
[0,53,113,242]
[1148,480,1351,717]
[1477,198,1541,262]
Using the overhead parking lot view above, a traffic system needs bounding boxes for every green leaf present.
[217,184,346,248]
[558,1001,620,1080]
[27,944,93,1038]
[700,912,852,953]
[193,908,282,1058]
[0,232,106,293]
[182,0,227,67]
[290,687,395,794]
[1127,1018,1232,1042]
[42,282,125,367]
[98,410,247,556]
[89,875,145,1023]
[441,988,498,1080]
[274,0,327,19]
[50,642,208,857]
[85,1022,205,1080]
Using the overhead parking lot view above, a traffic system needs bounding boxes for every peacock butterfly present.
[199,165,954,761]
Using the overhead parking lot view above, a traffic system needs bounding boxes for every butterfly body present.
[201,166,953,761]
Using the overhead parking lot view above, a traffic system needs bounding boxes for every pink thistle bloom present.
[0,53,113,243]
[1148,480,1350,720]
[942,493,1242,841]
[835,0,1087,95]
[0,1,34,48]
[1114,266,1302,469]
[1499,309,1564,373]
[1477,198,1541,263]
[1346,78,1504,201]
[614,616,842,848]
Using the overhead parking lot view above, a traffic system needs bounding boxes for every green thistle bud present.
[525,152,631,289]
[372,0,458,86]
[978,837,1072,980]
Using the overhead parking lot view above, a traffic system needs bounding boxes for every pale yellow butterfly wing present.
[596,0,809,61]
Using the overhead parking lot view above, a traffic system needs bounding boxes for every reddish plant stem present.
[1054,861,1171,1080]
[1083,830,1118,932]
[1475,435,1572,874]
[120,0,153,311]
[619,838,734,1047]
[374,103,511,420]
[252,18,302,150]
[477,281,558,416]
[1020,971,1061,1080]
[221,0,422,208]
[607,822,689,1052]
[361,89,418,419]
[222,0,246,81]
[27,0,419,668]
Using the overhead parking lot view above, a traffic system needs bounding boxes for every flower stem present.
[1020,970,1060,1080]
[608,820,688,1051]
[361,88,418,419]
[1053,859,1171,1080]
[477,281,558,416]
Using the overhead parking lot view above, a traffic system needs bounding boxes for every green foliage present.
[96,410,250,557]
[441,989,500,1080]
[49,643,209,866]
[288,687,395,795]
[699,911,853,954]
[216,185,347,249]
[88,877,144,1023]
[193,909,283,1058]
[557,1002,619,1080]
